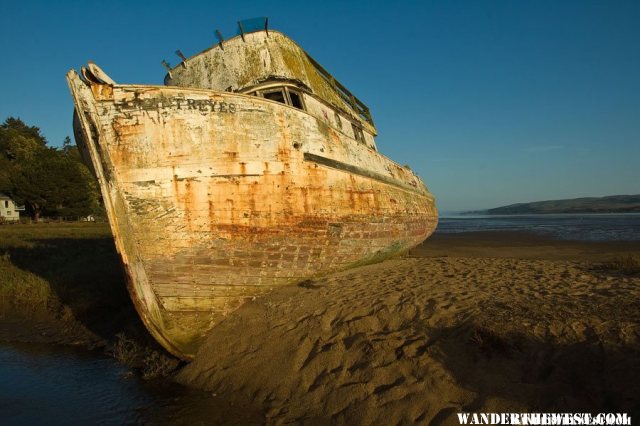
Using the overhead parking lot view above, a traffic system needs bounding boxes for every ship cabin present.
[164,17,378,152]
[238,79,377,152]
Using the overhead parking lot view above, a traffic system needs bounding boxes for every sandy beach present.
[177,232,640,424]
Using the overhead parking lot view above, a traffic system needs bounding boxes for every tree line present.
[0,117,103,221]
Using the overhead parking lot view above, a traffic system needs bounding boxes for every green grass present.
[0,222,112,247]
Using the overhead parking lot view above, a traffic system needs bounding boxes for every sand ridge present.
[178,255,640,424]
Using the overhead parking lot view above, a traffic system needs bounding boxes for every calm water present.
[437,213,640,241]
[0,342,260,426]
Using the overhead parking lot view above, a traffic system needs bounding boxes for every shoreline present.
[414,230,640,261]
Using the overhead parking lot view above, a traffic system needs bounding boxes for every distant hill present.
[484,195,640,215]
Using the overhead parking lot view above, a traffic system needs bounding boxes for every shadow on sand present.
[434,321,640,416]
[5,236,153,345]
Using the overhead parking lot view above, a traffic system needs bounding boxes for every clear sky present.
[1,0,638,211]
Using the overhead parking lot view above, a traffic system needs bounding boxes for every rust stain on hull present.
[67,25,438,360]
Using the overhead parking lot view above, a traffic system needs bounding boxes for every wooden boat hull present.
[67,72,438,359]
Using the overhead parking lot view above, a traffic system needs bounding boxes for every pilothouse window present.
[263,89,286,104]
[253,86,306,110]
[352,123,365,143]
[288,89,304,110]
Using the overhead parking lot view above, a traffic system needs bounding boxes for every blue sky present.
[1,0,638,211]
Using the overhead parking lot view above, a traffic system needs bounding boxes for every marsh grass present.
[0,255,52,311]
[0,222,179,378]
[592,255,640,276]
[111,332,180,379]
[0,222,110,247]
[111,332,142,365]
[0,222,116,315]
[142,350,180,379]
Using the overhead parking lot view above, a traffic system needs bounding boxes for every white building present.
[0,192,24,222]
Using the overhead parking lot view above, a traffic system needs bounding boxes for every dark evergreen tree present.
[0,117,102,220]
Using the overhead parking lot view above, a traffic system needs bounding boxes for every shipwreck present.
[67,18,438,359]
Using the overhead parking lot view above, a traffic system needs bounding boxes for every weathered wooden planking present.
[67,46,437,359]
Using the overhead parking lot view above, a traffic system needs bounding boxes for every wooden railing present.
[305,53,374,126]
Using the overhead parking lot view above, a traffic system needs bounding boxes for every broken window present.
[352,123,365,143]
[334,111,342,129]
[287,89,304,110]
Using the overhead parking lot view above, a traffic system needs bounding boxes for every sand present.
[177,232,640,424]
